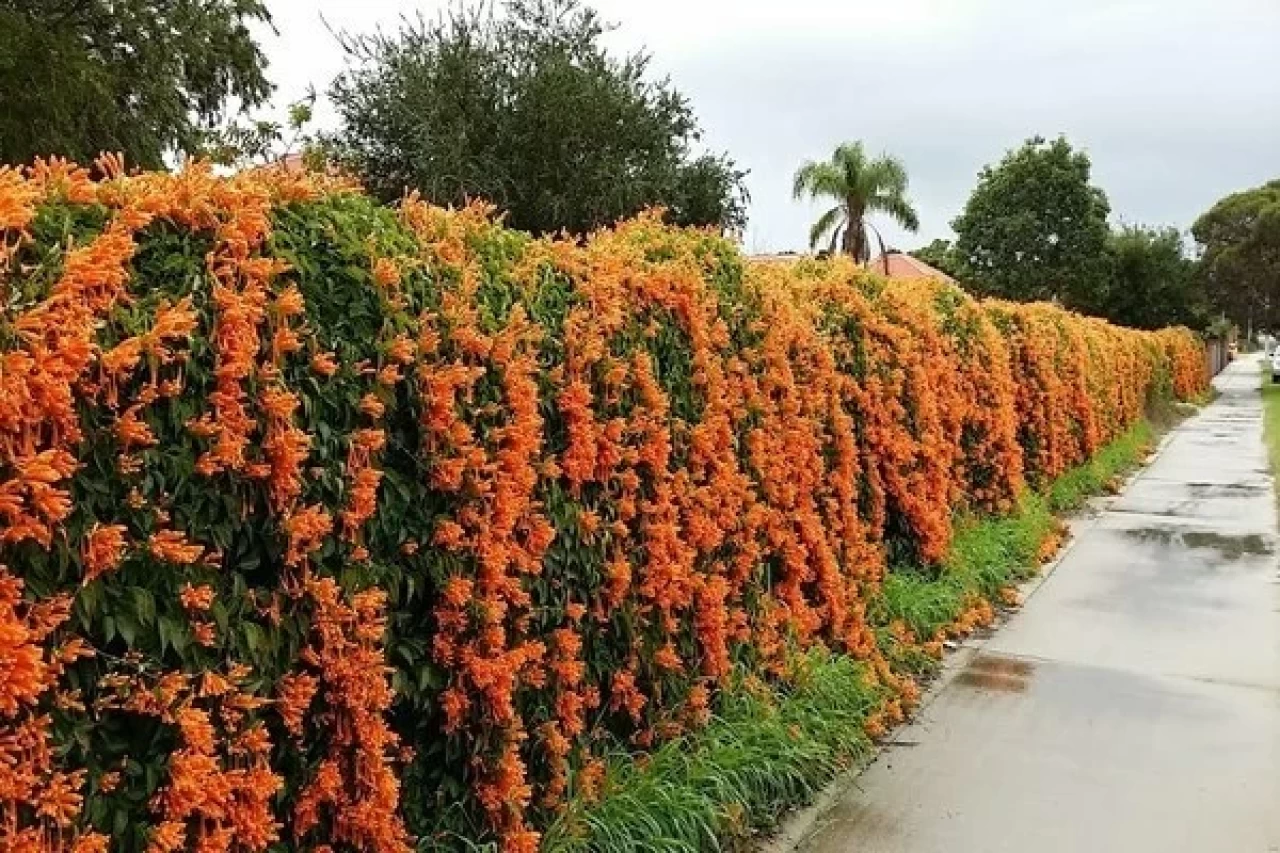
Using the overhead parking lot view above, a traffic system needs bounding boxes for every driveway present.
[799,358,1280,853]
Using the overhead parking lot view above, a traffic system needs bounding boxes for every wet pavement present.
[798,359,1280,853]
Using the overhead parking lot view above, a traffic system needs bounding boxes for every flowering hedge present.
[0,160,1207,852]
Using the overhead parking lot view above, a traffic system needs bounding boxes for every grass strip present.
[878,418,1157,666]
[1046,421,1155,512]
[876,494,1053,650]
[1261,361,1280,492]
[544,655,886,853]
[548,418,1166,853]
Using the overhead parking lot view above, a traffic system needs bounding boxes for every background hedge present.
[0,160,1207,852]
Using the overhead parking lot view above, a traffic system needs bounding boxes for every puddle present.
[815,801,902,847]
[1109,507,1187,519]
[1186,482,1268,498]
[1123,527,1178,546]
[1121,527,1273,560]
[1182,531,1272,557]
[968,654,1035,678]
[954,653,1034,693]
[954,671,1028,693]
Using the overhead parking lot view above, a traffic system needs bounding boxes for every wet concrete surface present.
[799,359,1280,853]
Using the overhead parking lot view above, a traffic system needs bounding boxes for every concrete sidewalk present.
[799,358,1280,853]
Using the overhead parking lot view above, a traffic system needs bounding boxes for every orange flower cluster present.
[292,578,410,852]
[0,567,105,852]
[982,302,1203,485]
[92,660,283,852]
[0,163,1207,851]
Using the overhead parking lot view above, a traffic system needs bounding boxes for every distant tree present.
[951,136,1111,311]
[910,238,963,279]
[200,94,319,168]
[1191,180,1280,335]
[0,0,273,168]
[665,152,750,236]
[326,0,747,235]
[792,141,919,260]
[1097,225,1205,330]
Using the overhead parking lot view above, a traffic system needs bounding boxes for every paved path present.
[800,358,1280,853]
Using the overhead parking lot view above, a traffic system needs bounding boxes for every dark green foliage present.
[910,238,963,280]
[943,139,1208,331]
[10,185,762,847]
[325,0,748,236]
[9,164,1202,849]
[0,0,273,167]
[1192,179,1280,332]
[1096,225,1206,331]
[952,136,1111,311]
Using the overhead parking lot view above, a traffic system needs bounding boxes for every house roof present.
[749,252,806,264]
[258,152,344,178]
[864,251,955,283]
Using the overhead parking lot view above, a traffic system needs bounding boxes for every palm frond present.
[794,141,918,248]
[808,205,846,250]
[863,154,918,232]
[828,222,848,255]
[792,160,847,202]
[873,193,921,232]
[832,141,867,178]
[863,154,909,196]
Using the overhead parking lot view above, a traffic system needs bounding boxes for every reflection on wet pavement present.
[953,653,1034,693]
[1121,526,1273,559]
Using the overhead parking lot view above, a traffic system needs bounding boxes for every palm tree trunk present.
[844,210,867,260]
[843,204,865,260]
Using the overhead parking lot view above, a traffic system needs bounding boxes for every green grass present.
[1261,363,1280,490]
[876,494,1053,649]
[1046,421,1155,513]
[547,418,1170,853]
[880,419,1157,650]
[543,655,886,853]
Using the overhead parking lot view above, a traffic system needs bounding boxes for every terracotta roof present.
[255,152,344,177]
[864,251,955,283]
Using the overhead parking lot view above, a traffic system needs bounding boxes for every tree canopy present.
[951,136,1111,311]
[1096,225,1205,330]
[326,0,747,235]
[1192,180,1280,332]
[792,142,919,260]
[0,0,273,168]
[913,225,1205,330]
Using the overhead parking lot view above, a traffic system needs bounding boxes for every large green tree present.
[792,141,919,260]
[1097,225,1205,330]
[326,0,747,235]
[0,0,273,168]
[1192,180,1280,334]
[951,136,1111,310]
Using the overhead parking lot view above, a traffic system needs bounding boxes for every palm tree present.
[792,142,920,261]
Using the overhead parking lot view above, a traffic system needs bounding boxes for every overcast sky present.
[259,0,1280,253]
